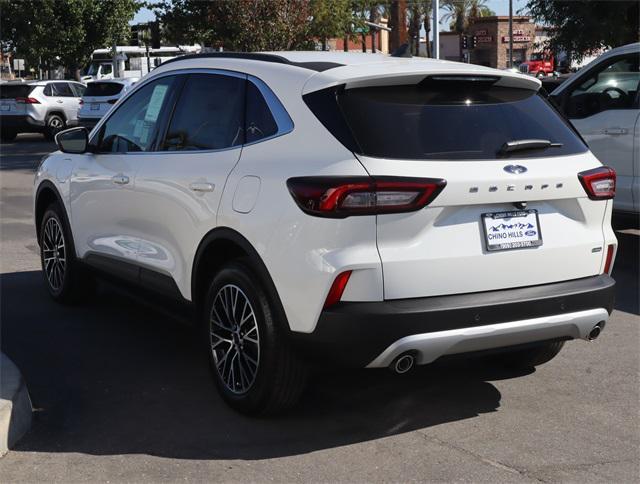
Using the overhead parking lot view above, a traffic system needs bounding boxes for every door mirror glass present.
[56,127,88,154]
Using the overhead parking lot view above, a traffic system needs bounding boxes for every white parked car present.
[77,78,138,129]
[34,52,617,414]
[550,43,639,217]
[0,80,85,141]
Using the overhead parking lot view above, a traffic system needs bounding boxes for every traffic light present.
[461,35,468,49]
[472,36,478,49]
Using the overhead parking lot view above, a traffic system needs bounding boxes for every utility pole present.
[508,0,513,68]
[432,0,439,59]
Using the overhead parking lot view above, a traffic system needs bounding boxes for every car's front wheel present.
[39,202,94,303]
[204,260,307,415]
[44,114,65,140]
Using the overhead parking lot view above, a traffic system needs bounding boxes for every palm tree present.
[442,0,494,33]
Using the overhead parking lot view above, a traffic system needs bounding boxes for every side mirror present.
[56,127,89,154]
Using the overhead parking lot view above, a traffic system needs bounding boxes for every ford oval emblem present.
[504,164,528,174]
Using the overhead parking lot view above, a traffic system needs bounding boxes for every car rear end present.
[0,83,47,135]
[78,80,129,129]
[289,63,616,369]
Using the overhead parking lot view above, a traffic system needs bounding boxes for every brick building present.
[468,16,537,68]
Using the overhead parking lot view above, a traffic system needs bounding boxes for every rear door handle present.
[56,100,64,104]
[112,174,129,185]
[603,128,627,135]
[189,182,214,193]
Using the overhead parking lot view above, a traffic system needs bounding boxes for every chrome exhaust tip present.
[392,353,415,374]
[588,322,605,341]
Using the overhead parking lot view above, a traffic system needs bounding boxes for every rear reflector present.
[287,176,446,218]
[603,244,615,274]
[324,271,352,309]
[578,166,616,200]
[15,97,40,104]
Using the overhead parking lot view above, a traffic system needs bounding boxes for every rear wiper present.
[499,139,563,155]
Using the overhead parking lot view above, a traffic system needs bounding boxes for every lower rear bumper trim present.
[366,308,608,368]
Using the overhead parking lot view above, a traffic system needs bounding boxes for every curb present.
[0,353,32,455]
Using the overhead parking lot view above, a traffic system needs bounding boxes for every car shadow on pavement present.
[611,229,639,315]
[0,270,525,460]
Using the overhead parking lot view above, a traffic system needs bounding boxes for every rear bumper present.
[291,275,615,368]
[0,115,45,131]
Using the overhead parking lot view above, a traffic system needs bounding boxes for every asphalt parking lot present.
[1,134,639,482]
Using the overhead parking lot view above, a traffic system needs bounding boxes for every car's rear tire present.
[495,341,565,369]
[1,129,18,142]
[39,202,94,303]
[44,114,65,140]
[203,260,308,415]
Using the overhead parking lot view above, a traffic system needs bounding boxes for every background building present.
[468,16,537,68]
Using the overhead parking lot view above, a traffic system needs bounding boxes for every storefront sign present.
[475,29,488,36]
[502,35,531,43]
[476,36,493,43]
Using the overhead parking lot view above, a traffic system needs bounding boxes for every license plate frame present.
[481,209,543,252]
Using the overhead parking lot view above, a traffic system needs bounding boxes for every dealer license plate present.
[90,103,100,110]
[482,210,543,251]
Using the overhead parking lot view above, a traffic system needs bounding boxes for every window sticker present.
[133,119,144,139]
[144,84,168,122]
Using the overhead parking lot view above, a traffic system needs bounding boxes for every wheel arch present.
[192,227,291,332]
[46,110,67,122]
[35,180,68,244]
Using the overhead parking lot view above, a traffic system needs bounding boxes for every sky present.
[132,0,531,29]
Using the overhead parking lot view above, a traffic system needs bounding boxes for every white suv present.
[34,52,617,414]
[77,78,138,129]
[0,80,86,141]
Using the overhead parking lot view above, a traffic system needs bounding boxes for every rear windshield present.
[305,79,587,160]
[0,84,35,99]
[84,82,124,97]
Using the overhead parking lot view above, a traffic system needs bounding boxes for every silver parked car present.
[0,80,86,141]
[77,78,138,129]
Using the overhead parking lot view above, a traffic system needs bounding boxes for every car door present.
[51,82,81,123]
[69,75,180,277]
[130,70,246,299]
[558,53,640,213]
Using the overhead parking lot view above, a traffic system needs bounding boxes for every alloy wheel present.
[209,284,260,394]
[42,217,66,291]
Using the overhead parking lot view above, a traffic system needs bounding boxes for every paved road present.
[1,135,639,482]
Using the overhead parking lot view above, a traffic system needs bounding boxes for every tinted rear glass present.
[84,82,124,97]
[308,80,587,160]
[0,85,35,99]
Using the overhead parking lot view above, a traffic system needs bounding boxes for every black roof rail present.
[159,52,343,72]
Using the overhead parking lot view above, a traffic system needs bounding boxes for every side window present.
[567,54,640,118]
[53,82,74,97]
[94,76,176,153]
[245,81,278,143]
[43,84,52,96]
[71,83,86,97]
[161,73,245,151]
[101,64,113,76]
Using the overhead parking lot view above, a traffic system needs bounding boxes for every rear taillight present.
[79,99,84,105]
[287,176,446,218]
[324,271,352,308]
[603,244,615,274]
[15,97,40,104]
[578,166,616,200]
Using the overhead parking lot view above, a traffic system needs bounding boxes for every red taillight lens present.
[79,99,84,105]
[578,166,616,200]
[324,271,352,309]
[603,244,615,274]
[15,97,40,104]
[287,176,446,218]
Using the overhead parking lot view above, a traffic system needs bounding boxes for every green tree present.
[442,0,494,33]
[1,0,139,79]
[525,0,639,61]
[308,0,352,51]
[154,0,314,51]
